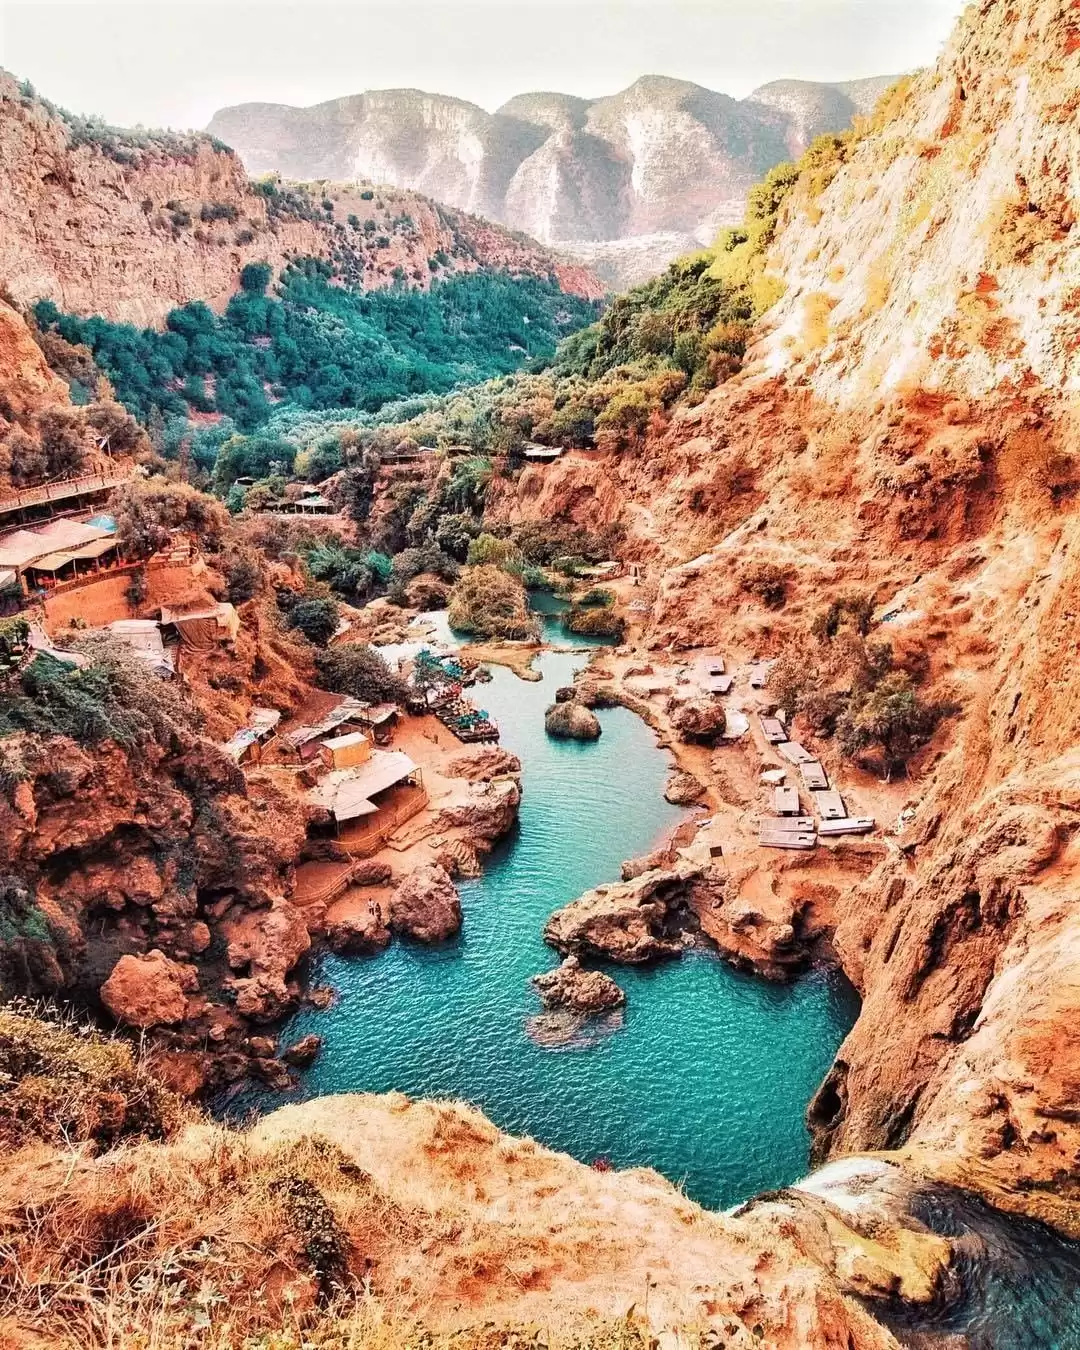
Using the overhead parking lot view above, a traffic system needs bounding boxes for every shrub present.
[313,645,406,703]
[0,641,200,750]
[578,587,615,607]
[283,596,340,646]
[739,561,788,609]
[224,547,263,604]
[812,592,876,640]
[466,533,520,569]
[239,261,273,294]
[390,543,460,586]
[434,512,482,561]
[564,606,625,640]
[0,1002,185,1149]
[447,565,539,640]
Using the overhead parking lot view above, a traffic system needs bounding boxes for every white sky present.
[0,0,968,130]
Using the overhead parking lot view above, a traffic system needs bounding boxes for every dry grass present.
[0,1111,724,1349]
[0,1003,187,1152]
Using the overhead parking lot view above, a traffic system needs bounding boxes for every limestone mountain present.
[208,74,894,287]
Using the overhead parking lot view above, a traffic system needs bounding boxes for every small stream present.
[236,601,858,1208]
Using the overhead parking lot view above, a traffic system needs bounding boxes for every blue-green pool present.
[247,647,859,1210]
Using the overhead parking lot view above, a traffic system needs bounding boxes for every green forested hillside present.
[33,259,601,431]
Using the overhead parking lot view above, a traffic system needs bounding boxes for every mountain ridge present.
[208,72,897,287]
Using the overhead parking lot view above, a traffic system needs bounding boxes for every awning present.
[26,550,77,573]
[0,520,112,570]
[28,537,118,572]
[72,537,119,561]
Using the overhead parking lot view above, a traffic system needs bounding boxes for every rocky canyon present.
[2,0,1080,1346]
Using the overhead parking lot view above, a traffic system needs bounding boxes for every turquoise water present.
[242,644,859,1209]
[526,587,612,647]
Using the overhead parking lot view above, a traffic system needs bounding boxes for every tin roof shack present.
[223,707,282,765]
[160,602,240,649]
[107,619,175,678]
[321,731,372,771]
[307,750,421,834]
[281,698,372,762]
[522,443,564,463]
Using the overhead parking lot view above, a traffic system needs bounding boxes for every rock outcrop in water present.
[544,865,699,964]
[544,700,602,741]
[389,863,462,943]
[531,956,626,1013]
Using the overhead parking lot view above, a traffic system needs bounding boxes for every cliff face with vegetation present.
[0,70,601,329]
[476,0,1080,1241]
[208,75,892,287]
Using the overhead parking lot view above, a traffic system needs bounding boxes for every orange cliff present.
[0,70,602,328]
[482,0,1080,1240]
[5,2,1080,1345]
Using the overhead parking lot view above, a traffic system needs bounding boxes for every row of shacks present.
[222,697,420,835]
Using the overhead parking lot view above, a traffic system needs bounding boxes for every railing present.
[340,788,430,859]
[299,864,362,908]
[0,472,129,513]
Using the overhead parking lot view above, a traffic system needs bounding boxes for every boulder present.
[671,699,727,744]
[531,956,626,1013]
[349,859,394,886]
[281,1033,322,1068]
[390,863,462,943]
[621,847,672,881]
[100,950,198,1029]
[431,778,521,847]
[665,771,706,805]
[545,866,701,964]
[545,701,602,741]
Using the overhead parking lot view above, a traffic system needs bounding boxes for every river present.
[239,601,859,1209]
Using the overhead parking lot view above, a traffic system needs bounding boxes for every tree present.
[313,645,406,703]
[3,428,47,487]
[84,401,147,457]
[837,672,949,775]
[284,596,340,646]
[223,548,262,604]
[447,565,539,640]
[35,408,87,478]
[239,261,273,294]
[109,478,229,557]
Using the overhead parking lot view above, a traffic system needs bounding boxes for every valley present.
[2,1,1080,1345]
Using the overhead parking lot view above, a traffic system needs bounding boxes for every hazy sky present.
[0,0,967,130]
